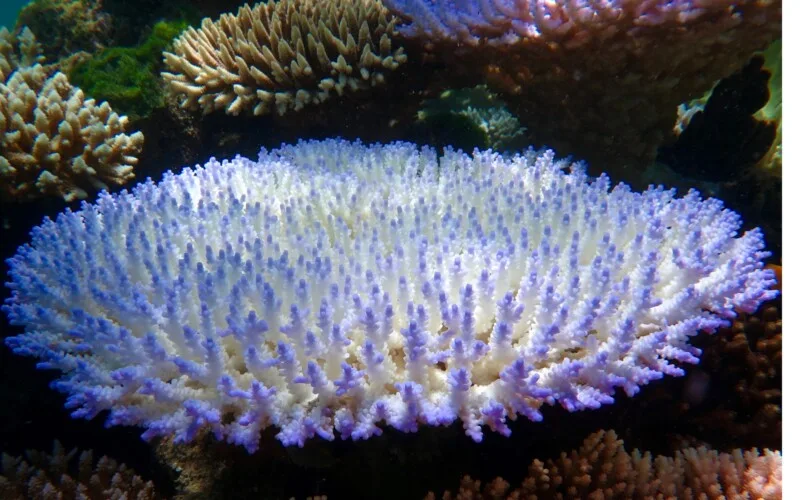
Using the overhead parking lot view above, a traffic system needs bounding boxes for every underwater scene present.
[0,0,783,498]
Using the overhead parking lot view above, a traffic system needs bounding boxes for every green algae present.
[69,20,187,121]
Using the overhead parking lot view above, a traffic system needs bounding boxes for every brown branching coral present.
[0,28,44,81]
[162,0,407,117]
[0,441,158,499]
[0,65,144,201]
[683,301,782,449]
[432,430,782,500]
[0,28,144,202]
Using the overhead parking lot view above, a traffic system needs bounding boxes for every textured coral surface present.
[163,0,407,116]
[4,139,776,454]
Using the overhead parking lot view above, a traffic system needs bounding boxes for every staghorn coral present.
[162,0,407,116]
[432,429,782,499]
[3,139,776,452]
[0,441,158,499]
[383,0,781,176]
[0,64,144,201]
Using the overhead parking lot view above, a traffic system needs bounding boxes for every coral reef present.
[70,20,188,120]
[431,429,782,499]
[681,302,781,449]
[0,440,158,499]
[415,86,526,152]
[3,139,776,452]
[383,0,781,177]
[14,0,111,61]
[162,0,407,116]
[657,41,782,257]
[0,65,144,201]
[0,27,44,80]
[0,28,144,202]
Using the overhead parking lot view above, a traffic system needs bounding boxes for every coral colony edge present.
[3,139,777,453]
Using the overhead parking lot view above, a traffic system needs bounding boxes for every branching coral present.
[432,430,781,499]
[3,139,776,451]
[0,27,44,81]
[383,0,781,175]
[162,0,407,116]
[0,65,144,201]
[0,28,144,202]
[0,441,158,499]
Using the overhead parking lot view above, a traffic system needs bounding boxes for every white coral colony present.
[4,139,777,452]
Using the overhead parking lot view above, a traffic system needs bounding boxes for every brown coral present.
[0,65,144,201]
[0,441,158,499]
[14,0,112,61]
[394,1,781,181]
[0,27,44,81]
[432,430,782,500]
[162,0,407,117]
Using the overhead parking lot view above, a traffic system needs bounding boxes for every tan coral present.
[0,27,44,81]
[162,0,407,116]
[0,441,158,499]
[0,65,144,202]
[433,430,781,500]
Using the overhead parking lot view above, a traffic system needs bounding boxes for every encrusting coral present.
[0,441,158,499]
[3,139,776,452]
[0,27,144,202]
[162,0,407,116]
[383,0,782,176]
[430,429,782,499]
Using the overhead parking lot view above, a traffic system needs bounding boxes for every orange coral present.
[431,430,781,500]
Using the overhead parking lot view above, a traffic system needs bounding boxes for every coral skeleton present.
[4,139,776,451]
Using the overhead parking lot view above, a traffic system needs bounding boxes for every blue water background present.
[0,0,27,30]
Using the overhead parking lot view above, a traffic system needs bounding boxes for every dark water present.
[0,1,781,498]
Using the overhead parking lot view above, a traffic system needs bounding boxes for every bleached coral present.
[4,139,776,451]
[162,0,407,116]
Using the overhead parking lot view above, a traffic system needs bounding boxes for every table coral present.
[4,139,776,452]
[0,27,144,202]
